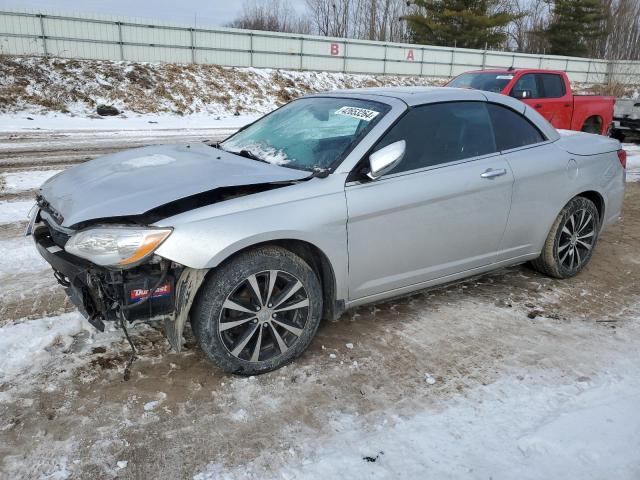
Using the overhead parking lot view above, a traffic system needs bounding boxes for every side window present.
[373,102,498,175]
[539,74,565,98]
[511,74,540,98]
[487,103,545,151]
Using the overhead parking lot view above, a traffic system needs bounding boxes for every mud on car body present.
[28,88,625,375]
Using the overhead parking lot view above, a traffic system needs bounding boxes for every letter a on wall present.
[406,49,414,61]
[330,43,340,56]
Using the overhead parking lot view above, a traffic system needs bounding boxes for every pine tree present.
[543,0,609,57]
[402,0,521,49]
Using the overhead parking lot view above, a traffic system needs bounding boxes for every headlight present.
[65,227,172,267]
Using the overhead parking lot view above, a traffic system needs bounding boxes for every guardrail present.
[1,8,638,84]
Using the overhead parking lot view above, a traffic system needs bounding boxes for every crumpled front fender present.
[163,267,209,351]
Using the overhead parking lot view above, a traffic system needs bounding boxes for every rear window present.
[487,104,545,151]
[539,74,565,98]
[447,72,513,93]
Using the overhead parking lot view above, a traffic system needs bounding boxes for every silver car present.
[30,87,626,374]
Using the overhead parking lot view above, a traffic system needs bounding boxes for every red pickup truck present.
[447,68,615,135]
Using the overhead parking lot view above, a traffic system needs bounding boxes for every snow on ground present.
[0,312,87,383]
[0,200,32,224]
[198,359,640,480]
[625,143,640,182]
[0,236,47,275]
[0,169,62,194]
[0,113,258,133]
[0,114,639,477]
[194,361,640,480]
[0,56,443,119]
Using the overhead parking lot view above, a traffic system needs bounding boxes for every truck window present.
[511,74,540,99]
[538,74,566,98]
[487,103,545,151]
[447,72,513,93]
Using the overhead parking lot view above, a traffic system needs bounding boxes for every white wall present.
[1,8,637,84]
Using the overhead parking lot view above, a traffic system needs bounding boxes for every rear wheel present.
[530,196,600,279]
[191,246,323,375]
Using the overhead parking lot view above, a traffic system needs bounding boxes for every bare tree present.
[305,0,411,41]
[501,0,550,53]
[594,0,640,60]
[232,0,639,61]
[227,0,312,34]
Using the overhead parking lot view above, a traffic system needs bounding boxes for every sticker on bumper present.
[130,283,172,303]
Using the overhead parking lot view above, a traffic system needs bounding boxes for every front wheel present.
[191,246,323,375]
[530,196,600,279]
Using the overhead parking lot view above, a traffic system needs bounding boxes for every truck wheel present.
[611,129,626,142]
[191,246,323,375]
[530,196,600,279]
[581,117,602,135]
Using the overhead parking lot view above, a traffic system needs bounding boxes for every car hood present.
[39,143,309,227]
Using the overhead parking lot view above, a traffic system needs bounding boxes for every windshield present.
[448,72,514,93]
[220,97,389,171]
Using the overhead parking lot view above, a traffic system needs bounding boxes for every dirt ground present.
[0,142,639,478]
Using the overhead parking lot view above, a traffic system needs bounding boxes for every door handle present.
[480,168,507,179]
[534,103,543,109]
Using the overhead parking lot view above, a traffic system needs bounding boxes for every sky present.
[0,0,308,27]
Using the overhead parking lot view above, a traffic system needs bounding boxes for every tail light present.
[618,149,627,169]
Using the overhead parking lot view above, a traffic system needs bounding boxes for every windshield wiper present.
[233,149,270,164]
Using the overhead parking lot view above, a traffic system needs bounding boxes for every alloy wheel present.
[558,209,596,271]
[218,270,310,363]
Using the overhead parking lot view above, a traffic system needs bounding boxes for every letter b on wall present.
[330,43,340,56]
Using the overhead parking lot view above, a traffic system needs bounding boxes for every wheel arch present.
[199,238,342,323]
[581,115,604,134]
[576,190,605,225]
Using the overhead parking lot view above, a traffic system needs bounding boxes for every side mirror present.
[511,89,532,99]
[367,140,406,180]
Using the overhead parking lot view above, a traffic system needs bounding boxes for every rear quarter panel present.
[498,141,623,260]
[571,96,615,134]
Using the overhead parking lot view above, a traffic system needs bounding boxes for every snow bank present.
[0,56,443,118]
[0,312,88,382]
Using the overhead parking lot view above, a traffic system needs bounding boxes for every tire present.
[611,129,626,143]
[191,245,323,375]
[530,196,600,279]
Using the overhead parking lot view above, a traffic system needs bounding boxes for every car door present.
[486,102,567,261]
[345,101,514,301]
[512,73,572,129]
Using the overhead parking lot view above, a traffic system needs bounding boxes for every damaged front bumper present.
[32,221,207,351]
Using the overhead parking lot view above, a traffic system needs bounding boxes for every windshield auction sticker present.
[496,75,514,80]
[335,106,380,121]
